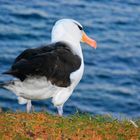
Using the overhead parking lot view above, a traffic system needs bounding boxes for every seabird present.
[1,19,97,116]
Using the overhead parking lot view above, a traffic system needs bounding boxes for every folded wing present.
[4,42,81,87]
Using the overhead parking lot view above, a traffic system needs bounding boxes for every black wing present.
[4,42,81,87]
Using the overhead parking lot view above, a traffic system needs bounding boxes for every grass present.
[0,112,140,140]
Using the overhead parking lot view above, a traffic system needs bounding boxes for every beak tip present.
[82,32,97,49]
[92,42,97,49]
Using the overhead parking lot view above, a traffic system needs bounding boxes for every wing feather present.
[4,42,81,87]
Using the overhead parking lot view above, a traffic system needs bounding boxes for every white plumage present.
[2,19,96,115]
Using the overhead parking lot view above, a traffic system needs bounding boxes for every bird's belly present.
[19,85,60,100]
[9,77,64,100]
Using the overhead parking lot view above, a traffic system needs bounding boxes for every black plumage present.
[3,42,81,87]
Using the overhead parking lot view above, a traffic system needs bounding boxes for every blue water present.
[0,0,140,118]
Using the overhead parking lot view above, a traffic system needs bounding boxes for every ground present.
[0,112,140,140]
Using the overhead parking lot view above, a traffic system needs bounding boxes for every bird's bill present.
[81,32,97,49]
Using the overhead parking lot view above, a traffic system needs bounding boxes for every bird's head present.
[51,19,97,49]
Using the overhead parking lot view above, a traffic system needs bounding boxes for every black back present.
[4,42,81,87]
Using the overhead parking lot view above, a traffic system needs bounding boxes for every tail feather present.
[0,70,15,89]
[2,70,14,75]
[0,81,14,89]
[0,82,6,88]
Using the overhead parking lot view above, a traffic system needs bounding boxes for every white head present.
[51,19,97,49]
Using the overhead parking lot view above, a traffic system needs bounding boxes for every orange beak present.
[81,32,97,49]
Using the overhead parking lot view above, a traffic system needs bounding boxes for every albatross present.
[1,19,97,116]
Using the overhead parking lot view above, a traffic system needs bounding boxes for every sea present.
[0,0,140,119]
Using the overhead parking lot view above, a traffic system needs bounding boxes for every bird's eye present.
[77,25,83,30]
[74,22,83,30]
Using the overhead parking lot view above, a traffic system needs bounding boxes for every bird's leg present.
[26,100,32,113]
[56,105,63,116]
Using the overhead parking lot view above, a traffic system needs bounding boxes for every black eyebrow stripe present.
[74,22,83,30]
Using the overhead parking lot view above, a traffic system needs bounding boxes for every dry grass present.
[0,112,140,140]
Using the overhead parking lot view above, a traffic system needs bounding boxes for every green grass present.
[0,112,140,140]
